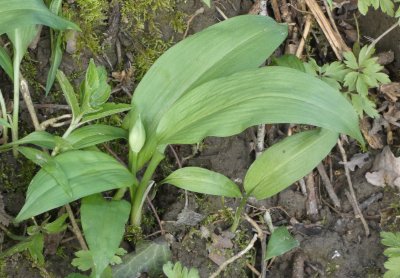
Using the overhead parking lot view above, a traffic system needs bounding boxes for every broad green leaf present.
[0,46,13,80]
[244,129,338,199]
[161,167,242,197]
[57,70,81,119]
[132,15,288,169]
[0,0,79,35]
[157,67,363,145]
[18,147,72,197]
[0,131,57,152]
[81,194,130,277]
[81,103,131,124]
[271,54,305,72]
[15,150,133,222]
[66,124,128,149]
[113,240,171,278]
[265,227,299,260]
[0,118,11,128]
[7,26,39,65]
[43,213,68,234]
[46,33,63,95]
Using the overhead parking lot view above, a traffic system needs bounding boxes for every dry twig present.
[317,162,341,208]
[337,139,370,236]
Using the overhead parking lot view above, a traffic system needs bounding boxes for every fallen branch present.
[317,162,341,208]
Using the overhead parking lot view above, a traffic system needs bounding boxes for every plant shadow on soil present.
[0,0,399,277]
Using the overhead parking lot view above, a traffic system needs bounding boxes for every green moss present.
[63,0,109,55]
[120,0,187,80]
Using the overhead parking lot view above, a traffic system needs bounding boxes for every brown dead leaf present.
[360,117,384,149]
[383,104,400,127]
[175,208,204,226]
[381,83,400,102]
[377,51,395,66]
[211,233,233,249]
[365,146,400,190]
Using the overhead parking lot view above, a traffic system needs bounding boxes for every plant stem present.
[130,150,164,226]
[11,55,20,157]
[230,195,248,232]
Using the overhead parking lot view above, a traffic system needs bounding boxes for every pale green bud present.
[129,114,146,153]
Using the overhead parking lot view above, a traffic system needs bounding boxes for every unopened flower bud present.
[129,114,146,153]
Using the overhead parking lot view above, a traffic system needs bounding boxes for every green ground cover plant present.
[0,14,364,277]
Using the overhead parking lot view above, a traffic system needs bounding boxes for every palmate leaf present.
[132,15,288,169]
[81,194,130,277]
[161,167,242,197]
[244,129,338,199]
[15,150,134,222]
[0,0,79,35]
[157,67,363,145]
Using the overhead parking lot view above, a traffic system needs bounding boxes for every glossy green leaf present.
[66,124,128,149]
[81,194,130,277]
[0,0,79,35]
[265,227,299,260]
[57,70,81,119]
[81,103,131,124]
[161,167,242,197]
[18,147,72,197]
[157,67,363,146]
[244,129,338,199]
[113,240,171,278]
[132,15,288,169]
[0,46,13,80]
[46,33,63,95]
[15,150,134,222]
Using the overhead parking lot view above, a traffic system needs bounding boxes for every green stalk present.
[11,53,21,157]
[130,150,165,226]
[0,90,8,144]
[230,195,248,232]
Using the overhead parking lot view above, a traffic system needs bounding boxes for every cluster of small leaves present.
[303,45,390,118]
[163,261,200,278]
[343,46,390,118]
[358,0,400,17]
[0,214,68,265]
[381,231,400,277]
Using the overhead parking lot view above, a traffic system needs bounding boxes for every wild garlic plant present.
[1,15,364,277]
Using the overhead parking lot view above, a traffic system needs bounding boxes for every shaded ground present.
[0,0,399,277]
